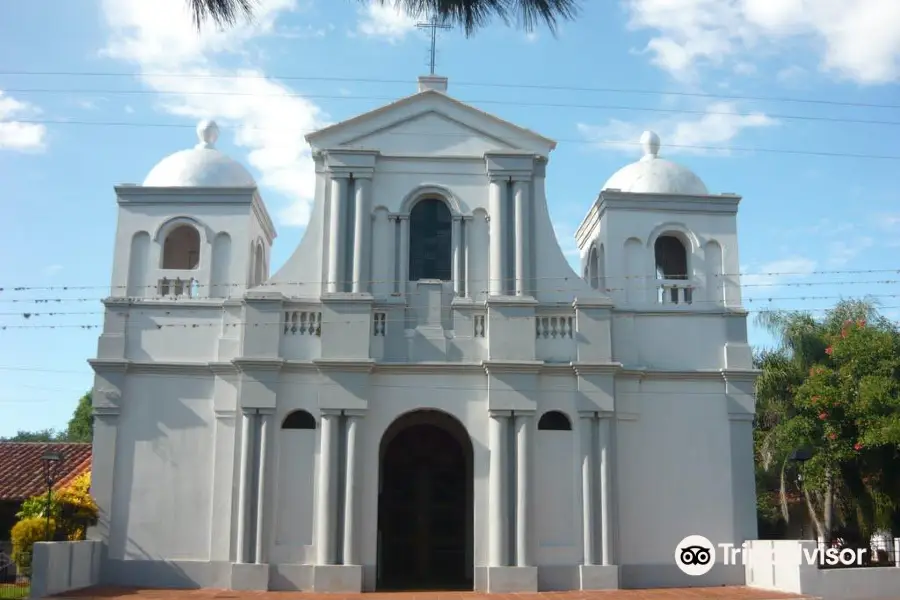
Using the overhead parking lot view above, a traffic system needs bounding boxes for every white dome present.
[602,131,708,196]
[142,120,256,188]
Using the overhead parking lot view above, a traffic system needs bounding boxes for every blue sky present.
[1,0,898,437]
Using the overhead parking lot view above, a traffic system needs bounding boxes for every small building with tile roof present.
[0,442,92,543]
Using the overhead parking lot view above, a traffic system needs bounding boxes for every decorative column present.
[463,217,472,298]
[451,216,462,296]
[254,411,272,564]
[580,412,595,565]
[513,180,530,296]
[314,411,338,565]
[398,215,410,295]
[236,410,255,563]
[342,412,361,565]
[515,412,533,567]
[388,216,398,294]
[598,415,612,565]
[488,178,506,296]
[351,177,371,293]
[327,175,349,293]
[488,410,509,566]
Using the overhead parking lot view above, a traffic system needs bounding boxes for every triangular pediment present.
[306,90,556,157]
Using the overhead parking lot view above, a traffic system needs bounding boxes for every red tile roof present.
[0,442,92,502]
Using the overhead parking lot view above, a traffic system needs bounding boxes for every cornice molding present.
[573,297,615,309]
[209,362,239,376]
[93,406,121,418]
[319,292,375,306]
[313,358,376,374]
[280,361,321,373]
[233,358,285,372]
[618,368,726,381]
[483,360,544,375]
[375,362,484,375]
[722,369,762,382]
[485,295,539,308]
[613,307,749,317]
[572,362,623,376]
[243,291,286,304]
[129,362,215,375]
[488,409,513,418]
[88,359,129,374]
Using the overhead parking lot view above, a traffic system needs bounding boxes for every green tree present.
[3,429,59,442]
[188,0,579,34]
[64,392,93,443]
[754,299,900,541]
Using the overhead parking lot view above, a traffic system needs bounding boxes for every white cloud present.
[825,237,875,267]
[0,91,47,152]
[741,256,817,289]
[356,1,418,43]
[576,101,776,156]
[624,0,900,84]
[100,0,329,226]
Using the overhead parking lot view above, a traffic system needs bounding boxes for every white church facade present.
[88,75,759,593]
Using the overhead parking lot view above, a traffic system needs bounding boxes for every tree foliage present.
[754,299,900,540]
[187,0,580,35]
[11,473,98,575]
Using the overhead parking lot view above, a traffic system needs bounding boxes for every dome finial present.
[640,130,661,160]
[196,119,219,149]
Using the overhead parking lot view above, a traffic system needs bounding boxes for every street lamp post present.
[789,448,812,540]
[40,450,64,542]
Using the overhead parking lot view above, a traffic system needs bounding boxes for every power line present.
[2,268,897,294]
[2,302,899,330]
[3,293,899,319]
[2,69,898,110]
[9,118,897,160]
[6,87,898,128]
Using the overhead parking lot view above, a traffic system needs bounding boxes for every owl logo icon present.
[675,535,716,576]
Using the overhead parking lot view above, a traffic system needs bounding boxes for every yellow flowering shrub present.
[10,517,55,576]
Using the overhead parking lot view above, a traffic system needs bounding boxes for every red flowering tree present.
[755,300,900,541]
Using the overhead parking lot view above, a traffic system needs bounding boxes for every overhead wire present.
[5,118,899,160]
[5,87,899,127]
[2,69,899,110]
[1,267,897,294]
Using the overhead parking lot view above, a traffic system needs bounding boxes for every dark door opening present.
[377,412,472,590]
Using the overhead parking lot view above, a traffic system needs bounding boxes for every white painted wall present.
[30,541,102,598]
[746,539,900,600]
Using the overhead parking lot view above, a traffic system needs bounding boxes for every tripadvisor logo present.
[674,535,867,576]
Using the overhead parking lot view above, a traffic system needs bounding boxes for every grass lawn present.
[0,583,29,599]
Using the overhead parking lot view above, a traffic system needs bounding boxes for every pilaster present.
[96,299,129,359]
[573,297,615,363]
[88,381,123,546]
[483,360,542,412]
[318,295,374,360]
[485,296,538,362]
[241,292,285,359]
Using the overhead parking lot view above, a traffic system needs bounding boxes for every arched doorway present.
[377,409,473,590]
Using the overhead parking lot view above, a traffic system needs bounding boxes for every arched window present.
[162,225,200,270]
[655,234,691,304]
[538,410,572,431]
[588,245,599,290]
[409,198,452,281]
[654,235,688,280]
[282,410,316,430]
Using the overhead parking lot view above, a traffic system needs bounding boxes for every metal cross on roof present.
[417,14,451,75]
